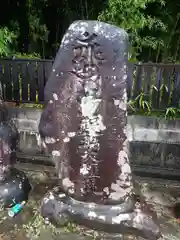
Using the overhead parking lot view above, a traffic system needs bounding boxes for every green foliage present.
[98,0,167,60]
[128,92,152,113]
[127,89,180,119]
[0,27,18,57]
[12,52,41,59]
[0,0,180,62]
[164,107,180,120]
[28,14,49,43]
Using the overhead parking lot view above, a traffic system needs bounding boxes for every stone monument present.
[0,93,31,207]
[39,21,161,239]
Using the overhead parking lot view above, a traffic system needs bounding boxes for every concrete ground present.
[0,168,180,240]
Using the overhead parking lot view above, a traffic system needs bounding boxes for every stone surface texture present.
[39,20,132,202]
[0,101,18,180]
[0,93,31,207]
[38,20,161,239]
[0,172,179,240]
[6,107,180,178]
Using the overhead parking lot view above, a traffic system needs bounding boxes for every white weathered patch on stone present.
[91,75,98,81]
[88,203,96,209]
[123,126,128,136]
[81,96,99,117]
[79,94,106,177]
[52,150,61,156]
[36,133,41,146]
[53,93,58,100]
[68,188,75,194]
[112,213,131,224]
[111,183,121,191]
[45,137,56,144]
[132,209,144,226]
[113,99,126,110]
[80,164,90,176]
[58,193,66,198]
[62,178,74,189]
[63,137,70,143]
[98,215,106,221]
[123,88,127,101]
[49,192,55,200]
[79,84,106,181]
[88,211,97,219]
[111,206,122,210]
[69,21,88,32]
[123,74,127,80]
[80,96,106,133]
[114,99,120,106]
[109,184,128,200]
[119,173,128,183]
[44,217,50,225]
[70,209,75,214]
[121,163,131,174]
[64,39,70,45]
[81,97,106,135]
[68,21,128,44]
[44,197,50,204]
[4,188,8,193]
[80,188,85,193]
[67,132,76,137]
[119,101,126,110]
[42,141,46,148]
[117,150,128,166]
[103,187,110,195]
[94,24,101,33]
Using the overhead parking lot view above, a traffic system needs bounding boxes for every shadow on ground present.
[0,170,180,240]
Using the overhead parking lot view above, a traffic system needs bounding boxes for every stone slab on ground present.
[0,171,180,240]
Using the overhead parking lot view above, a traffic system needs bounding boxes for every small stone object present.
[39,20,161,239]
[0,96,31,207]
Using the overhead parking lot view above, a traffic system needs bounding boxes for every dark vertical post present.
[0,81,31,208]
[39,21,161,239]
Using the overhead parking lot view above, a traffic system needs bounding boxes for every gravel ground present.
[0,170,180,240]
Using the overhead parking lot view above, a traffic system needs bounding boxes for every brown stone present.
[39,20,161,239]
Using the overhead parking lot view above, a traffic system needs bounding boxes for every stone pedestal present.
[0,101,31,207]
[39,21,161,239]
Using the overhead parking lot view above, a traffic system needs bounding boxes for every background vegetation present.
[0,0,180,62]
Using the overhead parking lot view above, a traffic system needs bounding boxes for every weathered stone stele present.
[39,20,161,239]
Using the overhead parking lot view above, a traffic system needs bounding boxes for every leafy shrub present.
[0,27,18,57]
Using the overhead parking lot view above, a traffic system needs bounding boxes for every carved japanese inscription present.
[39,21,161,239]
[72,36,105,196]
[40,25,132,203]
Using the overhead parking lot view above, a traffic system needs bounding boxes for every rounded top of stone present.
[69,20,127,36]
[60,20,128,49]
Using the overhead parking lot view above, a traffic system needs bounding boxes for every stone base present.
[0,168,31,207]
[41,187,161,240]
